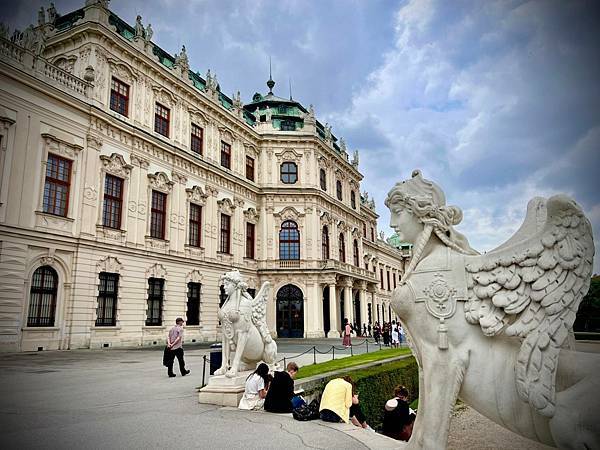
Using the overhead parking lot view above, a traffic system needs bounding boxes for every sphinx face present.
[390,208,423,244]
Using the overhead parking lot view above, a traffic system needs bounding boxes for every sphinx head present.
[385,170,476,254]
[220,270,248,296]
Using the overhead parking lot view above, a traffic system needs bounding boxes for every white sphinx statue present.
[386,170,598,449]
[215,270,277,377]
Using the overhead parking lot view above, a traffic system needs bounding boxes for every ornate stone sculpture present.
[134,15,144,39]
[215,270,277,377]
[386,170,598,449]
[145,23,153,42]
[47,3,58,24]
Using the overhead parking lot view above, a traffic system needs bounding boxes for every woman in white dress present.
[238,363,270,410]
[391,321,399,348]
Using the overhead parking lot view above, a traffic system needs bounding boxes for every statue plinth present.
[198,371,251,407]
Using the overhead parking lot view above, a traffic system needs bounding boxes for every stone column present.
[204,185,219,258]
[327,282,339,338]
[307,281,323,338]
[358,281,367,331]
[343,279,353,326]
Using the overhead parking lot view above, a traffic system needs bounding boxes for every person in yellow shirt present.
[319,376,373,430]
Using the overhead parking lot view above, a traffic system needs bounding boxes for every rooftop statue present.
[145,23,153,42]
[215,270,277,377]
[134,15,144,39]
[386,170,598,449]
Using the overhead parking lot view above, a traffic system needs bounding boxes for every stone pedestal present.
[198,371,251,407]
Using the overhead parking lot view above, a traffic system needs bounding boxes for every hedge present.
[303,357,418,431]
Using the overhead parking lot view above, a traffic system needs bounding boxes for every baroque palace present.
[0,0,409,352]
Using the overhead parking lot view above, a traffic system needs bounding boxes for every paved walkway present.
[0,345,388,449]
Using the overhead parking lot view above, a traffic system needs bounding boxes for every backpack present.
[293,399,320,421]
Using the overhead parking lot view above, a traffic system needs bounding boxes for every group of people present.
[373,320,404,347]
[238,361,299,412]
[239,362,415,442]
[342,319,405,348]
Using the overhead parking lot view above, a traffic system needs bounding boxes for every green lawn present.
[295,347,412,379]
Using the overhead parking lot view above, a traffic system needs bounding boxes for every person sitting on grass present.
[264,361,298,413]
[319,376,374,430]
[238,363,270,410]
[382,385,416,441]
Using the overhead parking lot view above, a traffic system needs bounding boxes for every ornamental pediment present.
[148,172,174,193]
[188,108,208,126]
[218,126,234,143]
[275,149,301,163]
[152,85,177,106]
[186,185,208,205]
[146,263,167,279]
[217,197,236,215]
[243,207,259,223]
[274,206,304,222]
[108,57,139,82]
[100,153,133,178]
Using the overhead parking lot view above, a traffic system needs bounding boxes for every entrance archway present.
[276,284,304,338]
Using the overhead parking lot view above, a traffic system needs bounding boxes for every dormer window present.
[278,105,289,114]
[280,120,295,131]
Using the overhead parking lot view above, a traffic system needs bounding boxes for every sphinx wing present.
[251,282,273,341]
[464,195,594,417]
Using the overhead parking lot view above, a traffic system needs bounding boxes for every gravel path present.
[447,405,555,450]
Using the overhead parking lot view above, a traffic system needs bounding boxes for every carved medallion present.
[422,273,457,320]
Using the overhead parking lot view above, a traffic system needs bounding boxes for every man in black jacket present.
[264,361,299,413]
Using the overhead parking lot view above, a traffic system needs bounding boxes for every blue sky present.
[3,0,600,271]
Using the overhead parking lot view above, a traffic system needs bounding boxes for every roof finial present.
[267,56,275,94]
[289,77,293,100]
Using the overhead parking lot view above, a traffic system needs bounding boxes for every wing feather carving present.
[465,195,594,417]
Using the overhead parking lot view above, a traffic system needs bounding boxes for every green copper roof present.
[55,8,85,31]
[386,233,412,249]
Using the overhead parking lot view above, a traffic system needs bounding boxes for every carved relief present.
[100,153,133,178]
[146,263,167,278]
[185,185,208,205]
[97,256,123,273]
[217,198,236,215]
[243,208,259,223]
[274,206,304,225]
[219,126,233,144]
[147,172,174,193]
[86,134,103,151]
[233,196,245,208]
[42,133,83,159]
[186,269,203,283]
[53,55,77,74]
[152,85,176,107]
[107,57,138,84]
[275,149,301,164]
[171,170,188,184]
[205,185,219,197]
[189,108,208,126]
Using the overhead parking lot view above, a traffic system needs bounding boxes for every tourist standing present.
[391,320,399,348]
[374,322,381,343]
[165,317,190,378]
[383,322,390,346]
[342,321,352,348]
[264,361,299,413]
[367,323,372,337]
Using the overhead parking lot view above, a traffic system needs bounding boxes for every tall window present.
[189,203,202,247]
[387,270,391,291]
[96,272,118,326]
[246,156,255,181]
[27,266,58,327]
[322,226,330,260]
[353,239,359,266]
[190,123,203,155]
[246,222,255,259]
[363,223,366,238]
[319,168,327,191]
[371,227,375,241]
[102,174,123,229]
[186,282,201,326]
[220,141,231,169]
[150,190,167,239]
[110,78,129,116]
[336,180,342,201]
[279,220,300,260]
[351,191,356,209]
[146,278,164,326]
[380,268,384,289]
[339,233,346,263]
[280,162,298,184]
[154,103,170,137]
[43,154,71,217]
[393,272,397,289]
[220,214,231,253]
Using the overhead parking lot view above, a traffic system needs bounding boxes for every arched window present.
[280,220,300,260]
[322,226,330,260]
[353,239,359,266]
[280,162,298,184]
[339,233,345,263]
[336,180,343,200]
[28,266,58,327]
[319,168,327,191]
[351,191,356,209]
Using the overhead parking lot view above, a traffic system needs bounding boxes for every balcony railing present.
[258,259,378,282]
[0,37,91,100]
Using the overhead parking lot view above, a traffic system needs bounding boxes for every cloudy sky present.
[3,0,600,270]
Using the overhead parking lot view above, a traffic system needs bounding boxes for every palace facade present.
[0,0,409,352]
